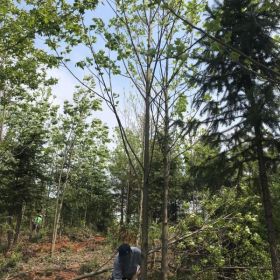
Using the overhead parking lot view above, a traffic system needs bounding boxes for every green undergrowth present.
[0,251,22,277]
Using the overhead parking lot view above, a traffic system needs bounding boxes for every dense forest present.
[0,0,280,279]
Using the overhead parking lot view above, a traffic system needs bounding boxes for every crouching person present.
[112,243,141,280]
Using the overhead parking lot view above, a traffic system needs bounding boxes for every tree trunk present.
[141,79,150,280]
[0,118,3,141]
[137,181,143,247]
[51,135,74,257]
[125,173,132,225]
[59,217,63,239]
[51,180,68,256]
[13,204,25,245]
[51,162,72,256]
[137,123,145,247]
[51,195,62,256]
[0,224,3,246]
[161,57,170,280]
[254,125,280,280]
[161,146,170,280]
[120,184,125,227]
[0,89,6,142]
[6,215,13,252]
[84,205,87,227]
[141,6,152,279]
[29,214,33,241]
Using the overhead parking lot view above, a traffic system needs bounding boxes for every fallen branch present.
[148,213,233,254]
[71,267,113,280]
[178,266,272,273]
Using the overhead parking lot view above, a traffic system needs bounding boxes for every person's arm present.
[131,248,141,280]
[112,256,123,280]
[132,265,141,280]
[136,248,142,266]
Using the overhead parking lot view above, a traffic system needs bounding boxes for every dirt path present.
[4,235,113,280]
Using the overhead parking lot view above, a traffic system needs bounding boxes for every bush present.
[64,226,92,242]
[0,252,22,277]
[107,222,138,249]
[173,187,272,280]
[78,260,98,275]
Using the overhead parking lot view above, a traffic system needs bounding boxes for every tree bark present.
[29,214,33,241]
[51,178,69,256]
[120,184,125,227]
[161,54,170,280]
[0,89,6,142]
[83,205,87,227]
[13,203,25,245]
[125,169,132,225]
[141,75,151,280]
[51,142,73,257]
[6,215,13,252]
[137,180,143,247]
[141,7,152,278]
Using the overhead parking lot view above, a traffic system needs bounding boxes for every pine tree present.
[191,1,280,278]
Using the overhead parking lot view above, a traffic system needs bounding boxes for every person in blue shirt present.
[112,243,141,280]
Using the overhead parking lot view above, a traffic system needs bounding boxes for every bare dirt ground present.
[3,235,114,280]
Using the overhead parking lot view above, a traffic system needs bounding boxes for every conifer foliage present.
[191,0,280,278]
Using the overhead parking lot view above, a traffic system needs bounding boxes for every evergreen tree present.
[191,0,280,278]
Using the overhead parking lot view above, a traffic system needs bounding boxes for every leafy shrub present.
[173,187,272,280]
[64,226,92,242]
[0,252,22,277]
[78,260,98,275]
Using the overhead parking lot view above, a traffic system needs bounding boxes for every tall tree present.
[0,89,56,248]
[49,88,106,256]
[110,129,142,228]
[100,2,201,276]
[35,0,202,276]
[190,1,280,278]
[61,114,112,232]
[0,0,57,141]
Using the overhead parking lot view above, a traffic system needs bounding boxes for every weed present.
[0,251,22,277]
[78,259,99,275]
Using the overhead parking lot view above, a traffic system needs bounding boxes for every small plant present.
[65,226,92,242]
[78,259,98,275]
[6,252,22,268]
[0,251,23,277]
[0,243,8,254]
